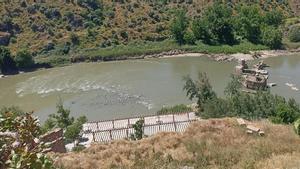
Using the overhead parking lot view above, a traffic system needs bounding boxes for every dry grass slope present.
[0,0,298,54]
[53,118,300,169]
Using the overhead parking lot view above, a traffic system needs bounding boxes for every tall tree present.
[0,46,18,74]
[170,9,188,45]
[183,72,216,112]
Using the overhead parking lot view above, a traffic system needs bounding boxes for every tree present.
[183,72,216,112]
[264,10,284,27]
[70,33,80,46]
[64,116,87,143]
[170,10,188,45]
[271,103,300,124]
[224,74,242,97]
[0,46,18,74]
[50,99,74,129]
[288,26,300,42]
[192,4,235,45]
[192,18,212,44]
[130,119,144,140]
[15,49,35,69]
[234,5,264,44]
[261,26,282,49]
[202,98,230,119]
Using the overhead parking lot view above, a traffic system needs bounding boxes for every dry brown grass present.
[53,118,300,169]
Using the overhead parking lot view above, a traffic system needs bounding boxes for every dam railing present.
[82,112,197,142]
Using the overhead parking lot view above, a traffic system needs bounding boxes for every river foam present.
[15,72,154,110]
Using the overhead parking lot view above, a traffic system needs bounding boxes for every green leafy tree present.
[192,18,212,44]
[15,49,35,69]
[234,5,264,44]
[170,10,188,45]
[224,74,242,97]
[271,103,300,124]
[202,98,230,119]
[183,31,196,45]
[264,9,284,27]
[192,4,236,45]
[130,119,144,140]
[183,72,216,113]
[0,46,18,74]
[261,26,282,49]
[288,26,300,42]
[51,100,74,129]
[64,116,87,143]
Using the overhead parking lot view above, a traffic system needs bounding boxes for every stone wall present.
[40,128,66,153]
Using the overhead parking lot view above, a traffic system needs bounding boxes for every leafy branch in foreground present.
[0,110,55,169]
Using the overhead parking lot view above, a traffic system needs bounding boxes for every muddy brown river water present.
[0,54,299,122]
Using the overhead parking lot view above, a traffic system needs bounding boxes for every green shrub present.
[130,119,144,140]
[261,26,282,49]
[288,26,300,42]
[170,10,188,45]
[184,31,196,45]
[15,49,35,69]
[294,118,300,135]
[157,104,192,115]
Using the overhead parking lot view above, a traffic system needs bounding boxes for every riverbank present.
[158,49,298,62]
[35,41,269,67]
[35,40,300,69]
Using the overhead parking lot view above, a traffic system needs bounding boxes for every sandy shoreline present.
[155,50,299,62]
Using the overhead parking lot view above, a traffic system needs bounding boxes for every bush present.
[130,119,144,140]
[157,104,192,115]
[70,33,80,46]
[170,10,188,45]
[15,49,35,69]
[184,31,196,45]
[191,4,236,45]
[0,46,18,74]
[261,26,282,49]
[294,118,300,135]
[288,26,300,42]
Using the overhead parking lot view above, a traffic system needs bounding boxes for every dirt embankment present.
[52,118,300,169]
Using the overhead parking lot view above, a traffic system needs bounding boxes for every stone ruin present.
[39,128,66,153]
[235,59,268,90]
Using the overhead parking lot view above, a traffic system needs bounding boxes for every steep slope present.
[52,118,300,169]
[0,0,297,54]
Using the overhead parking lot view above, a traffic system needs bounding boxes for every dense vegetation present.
[0,0,299,69]
[183,72,300,126]
[171,4,284,49]
[157,104,192,115]
[0,108,55,169]
[0,102,87,168]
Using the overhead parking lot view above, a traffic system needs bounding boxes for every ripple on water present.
[15,73,154,110]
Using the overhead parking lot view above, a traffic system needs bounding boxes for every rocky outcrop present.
[0,32,11,46]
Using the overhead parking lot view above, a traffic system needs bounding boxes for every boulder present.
[0,32,11,46]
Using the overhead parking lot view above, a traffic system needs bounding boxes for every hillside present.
[0,0,298,55]
[52,118,300,169]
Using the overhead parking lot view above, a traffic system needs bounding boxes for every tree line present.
[0,46,34,75]
[183,72,300,127]
[171,4,284,49]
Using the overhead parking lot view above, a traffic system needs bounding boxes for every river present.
[0,54,299,122]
